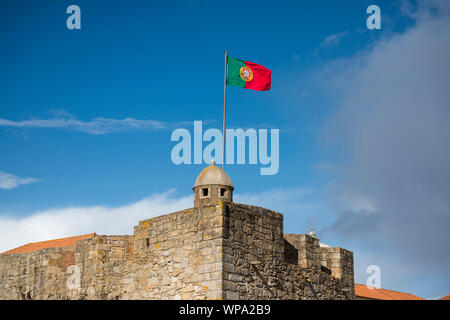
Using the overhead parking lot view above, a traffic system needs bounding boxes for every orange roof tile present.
[355,283,424,300]
[1,233,96,255]
[440,294,450,300]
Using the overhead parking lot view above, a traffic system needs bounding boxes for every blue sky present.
[1,0,449,299]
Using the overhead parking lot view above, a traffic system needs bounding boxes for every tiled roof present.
[355,283,424,300]
[1,233,96,255]
[440,294,450,300]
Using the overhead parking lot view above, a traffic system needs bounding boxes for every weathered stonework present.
[220,203,353,299]
[0,201,354,300]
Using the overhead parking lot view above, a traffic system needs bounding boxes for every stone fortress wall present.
[0,201,354,300]
[0,163,354,300]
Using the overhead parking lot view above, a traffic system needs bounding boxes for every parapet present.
[283,233,354,290]
[320,246,354,288]
[284,234,320,268]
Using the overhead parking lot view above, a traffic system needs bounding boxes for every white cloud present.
[321,31,349,48]
[0,190,192,253]
[0,171,40,190]
[0,113,167,135]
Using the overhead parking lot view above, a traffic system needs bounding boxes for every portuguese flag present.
[226,56,272,91]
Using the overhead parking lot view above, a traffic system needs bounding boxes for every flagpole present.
[222,49,227,170]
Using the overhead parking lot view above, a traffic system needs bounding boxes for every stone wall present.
[320,246,354,291]
[0,201,354,300]
[130,204,224,299]
[283,233,355,292]
[221,203,354,300]
[73,235,134,299]
[69,205,224,300]
[0,246,76,299]
[0,235,134,300]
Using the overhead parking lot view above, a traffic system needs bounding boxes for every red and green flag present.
[226,56,272,91]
